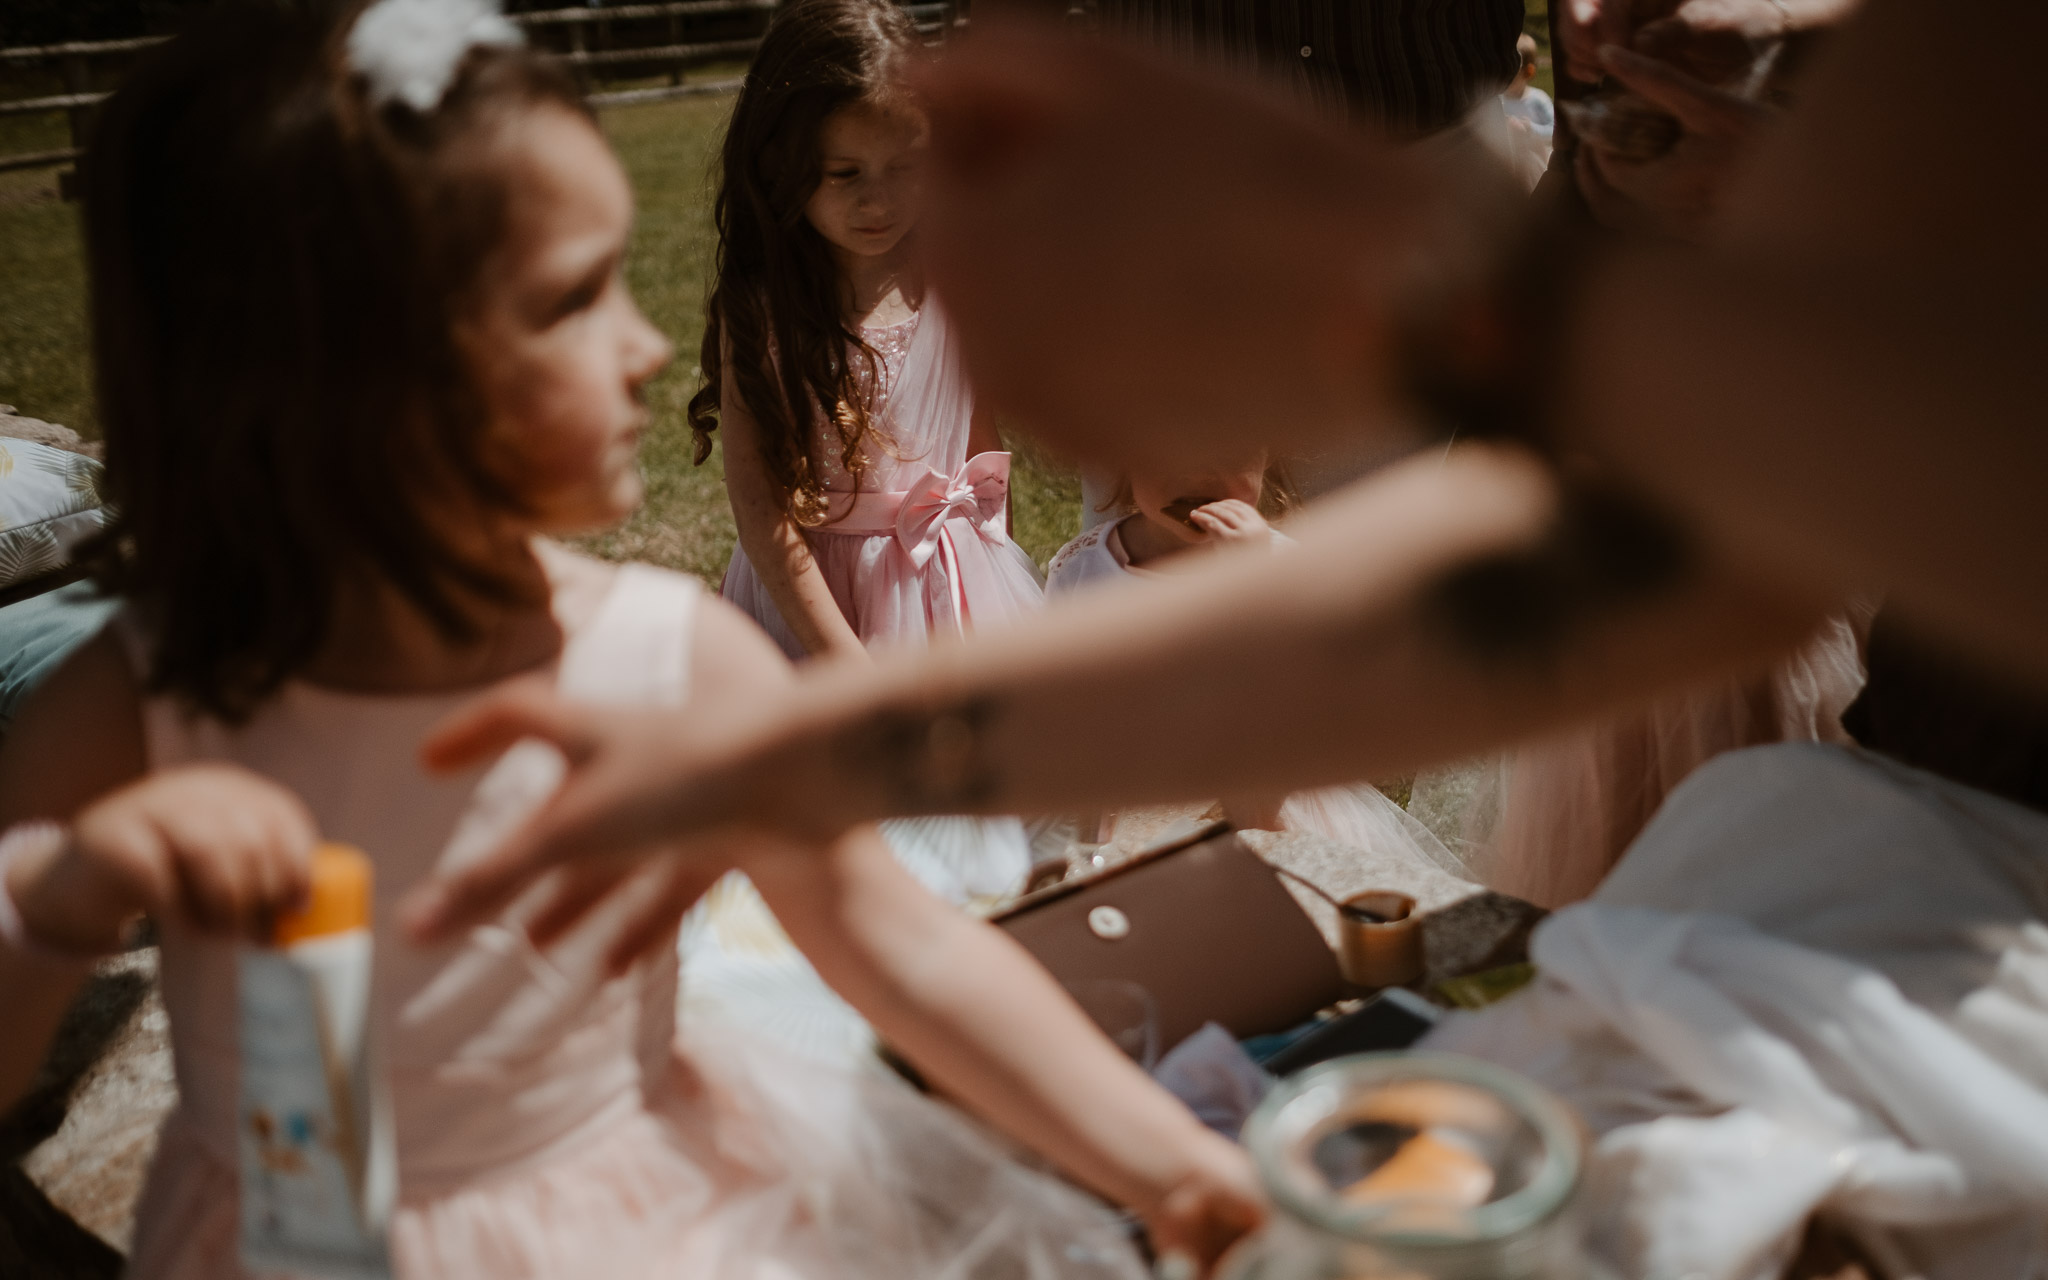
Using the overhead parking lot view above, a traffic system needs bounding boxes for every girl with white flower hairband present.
[0,3,1260,1277]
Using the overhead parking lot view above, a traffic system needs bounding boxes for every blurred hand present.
[914,23,1478,469]
[9,764,317,953]
[1637,0,1786,83]
[519,852,739,975]
[1577,46,1777,241]
[1564,0,1856,86]
[399,679,809,943]
[1188,500,1272,545]
[1559,0,1640,84]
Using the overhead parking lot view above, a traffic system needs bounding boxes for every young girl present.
[0,6,1254,1277]
[1046,454,1465,874]
[678,0,1043,1044]
[693,0,1041,669]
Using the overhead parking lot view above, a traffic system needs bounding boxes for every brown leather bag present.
[990,821,1347,1052]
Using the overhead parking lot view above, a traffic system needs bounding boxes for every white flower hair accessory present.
[346,0,525,113]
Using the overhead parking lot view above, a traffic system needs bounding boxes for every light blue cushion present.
[0,581,118,736]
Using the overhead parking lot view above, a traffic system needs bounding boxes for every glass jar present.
[1218,1053,1606,1280]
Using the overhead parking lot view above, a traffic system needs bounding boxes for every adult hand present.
[1564,0,1854,87]
[1557,0,1641,85]
[10,764,316,954]
[914,23,1481,469]
[1576,46,1777,241]
[398,679,813,944]
[1636,0,1862,83]
[520,853,737,976]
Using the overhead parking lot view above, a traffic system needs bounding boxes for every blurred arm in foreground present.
[402,0,2046,936]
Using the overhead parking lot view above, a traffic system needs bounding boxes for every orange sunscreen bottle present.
[238,842,395,1279]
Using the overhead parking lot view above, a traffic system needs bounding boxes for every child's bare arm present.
[0,634,316,1111]
[678,601,1257,1260]
[718,377,867,662]
[744,831,1261,1263]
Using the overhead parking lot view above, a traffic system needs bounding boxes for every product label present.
[238,945,392,1280]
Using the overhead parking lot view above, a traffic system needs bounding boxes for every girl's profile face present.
[803,100,929,261]
[461,104,672,535]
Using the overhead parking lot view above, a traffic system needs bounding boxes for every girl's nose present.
[627,309,673,385]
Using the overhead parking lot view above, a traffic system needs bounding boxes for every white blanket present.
[1424,744,2048,1280]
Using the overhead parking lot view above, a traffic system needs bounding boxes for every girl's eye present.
[825,168,859,181]
[551,277,605,323]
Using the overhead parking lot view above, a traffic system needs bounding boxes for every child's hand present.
[1188,500,1271,545]
[7,765,317,955]
[1145,1138,1267,1277]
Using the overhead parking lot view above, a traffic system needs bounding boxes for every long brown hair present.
[81,4,589,722]
[687,0,921,525]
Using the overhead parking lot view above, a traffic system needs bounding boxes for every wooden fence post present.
[59,53,90,148]
[57,53,90,200]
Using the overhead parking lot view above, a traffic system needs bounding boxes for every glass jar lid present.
[1242,1052,1582,1250]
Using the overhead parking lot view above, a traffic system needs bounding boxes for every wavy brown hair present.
[686,0,921,525]
[81,4,589,722]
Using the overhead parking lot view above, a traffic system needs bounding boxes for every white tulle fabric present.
[116,564,1142,1280]
[1469,610,1870,907]
[721,303,1044,660]
[1426,744,2048,1280]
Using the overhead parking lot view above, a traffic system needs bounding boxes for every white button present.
[1299,44,1312,57]
[1088,905,1131,941]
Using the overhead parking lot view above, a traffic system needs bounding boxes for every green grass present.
[566,91,738,584]
[0,88,1085,587]
[0,110,96,438]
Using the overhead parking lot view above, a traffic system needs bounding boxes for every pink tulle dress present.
[1474,612,1870,908]
[116,561,1142,1280]
[721,301,1043,660]
[697,303,1045,1062]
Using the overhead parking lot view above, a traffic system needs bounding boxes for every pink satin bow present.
[893,451,1010,570]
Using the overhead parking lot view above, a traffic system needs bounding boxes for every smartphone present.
[1260,988,1441,1076]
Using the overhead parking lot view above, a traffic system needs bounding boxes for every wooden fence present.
[0,0,955,178]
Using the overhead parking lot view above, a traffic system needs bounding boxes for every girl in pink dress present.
[678,0,1043,1032]
[0,6,1257,1278]
[693,0,1042,667]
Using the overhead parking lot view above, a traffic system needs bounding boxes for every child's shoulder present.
[540,543,701,610]
[1044,521,1126,597]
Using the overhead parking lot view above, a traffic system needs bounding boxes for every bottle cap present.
[1336,890,1423,989]
[272,842,372,946]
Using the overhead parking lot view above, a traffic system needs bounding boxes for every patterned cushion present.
[0,438,106,589]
